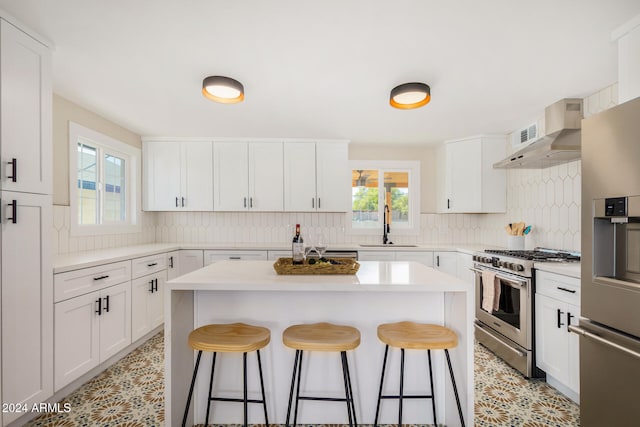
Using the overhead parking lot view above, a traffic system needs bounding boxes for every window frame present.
[69,121,141,236]
[347,160,421,236]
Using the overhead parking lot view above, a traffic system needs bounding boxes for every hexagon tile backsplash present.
[51,85,618,255]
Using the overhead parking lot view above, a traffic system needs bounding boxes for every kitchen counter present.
[53,242,490,273]
[534,262,581,278]
[165,260,473,427]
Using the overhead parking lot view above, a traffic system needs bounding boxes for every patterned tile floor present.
[25,332,579,426]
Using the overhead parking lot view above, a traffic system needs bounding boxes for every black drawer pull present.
[229,256,241,260]
[149,279,155,293]
[93,275,110,281]
[7,158,17,182]
[103,295,110,313]
[557,308,565,328]
[7,200,17,224]
[557,286,576,294]
[153,278,158,292]
[169,256,174,269]
[95,298,102,315]
[147,262,158,267]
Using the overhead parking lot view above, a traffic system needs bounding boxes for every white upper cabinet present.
[143,140,213,211]
[284,141,350,212]
[0,19,52,195]
[440,135,506,213]
[214,141,283,211]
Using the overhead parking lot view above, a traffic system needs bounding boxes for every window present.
[69,122,140,235]
[348,160,420,235]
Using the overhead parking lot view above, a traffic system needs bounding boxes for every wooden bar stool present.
[181,322,271,427]
[282,322,361,427]
[374,321,465,427]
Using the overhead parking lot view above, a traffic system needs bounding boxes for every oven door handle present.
[470,267,527,288]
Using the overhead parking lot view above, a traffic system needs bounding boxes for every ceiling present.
[1,0,639,145]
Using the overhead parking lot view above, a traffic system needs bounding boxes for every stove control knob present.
[516,264,525,272]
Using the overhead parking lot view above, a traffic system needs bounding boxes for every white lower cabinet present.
[204,250,267,266]
[395,251,434,266]
[54,281,131,390]
[167,250,204,280]
[535,270,580,403]
[434,251,458,276]
[456,252,474,284]
[131,272,165,342]
[357,250,396,261]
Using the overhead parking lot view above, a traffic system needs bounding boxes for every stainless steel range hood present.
[494,98,583,169]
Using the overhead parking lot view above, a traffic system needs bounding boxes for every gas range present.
[473,247,581,277]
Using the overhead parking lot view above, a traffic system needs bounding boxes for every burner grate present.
[485,248,580,262]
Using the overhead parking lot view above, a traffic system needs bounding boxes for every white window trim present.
[347,160,420,236]
[69,121,141,236]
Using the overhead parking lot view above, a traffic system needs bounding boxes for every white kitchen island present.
[165,260,474,427]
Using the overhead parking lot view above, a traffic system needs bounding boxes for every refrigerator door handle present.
[569,325,640,360]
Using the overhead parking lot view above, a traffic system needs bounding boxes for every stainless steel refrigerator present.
[573,95,640,425]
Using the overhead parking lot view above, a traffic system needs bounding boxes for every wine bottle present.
[292,224,305,264]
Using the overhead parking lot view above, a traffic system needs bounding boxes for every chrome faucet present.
[383,204,392,244]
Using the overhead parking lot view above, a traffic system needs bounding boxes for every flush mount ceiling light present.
[390,82,431,109]
[202,76,244,104]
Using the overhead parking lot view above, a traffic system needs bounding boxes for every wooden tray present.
[273,257,360,275]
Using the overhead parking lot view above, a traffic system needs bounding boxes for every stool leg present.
[243,352,248,427]
[256,349,269,427]
[445,349,466,427]
[204,352,217,427]
[292,350,304,427]
[427,349,437,426]
[340,351,357,427]
[285,350,300,427]
[399,348,405,426]
[182,350,203,427]
[374,344,389,427]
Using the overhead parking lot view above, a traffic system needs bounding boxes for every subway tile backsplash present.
[52,84,618,255]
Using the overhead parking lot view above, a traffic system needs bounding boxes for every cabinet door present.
[283,142,317,211]
[445,139,481,212]
[143,141,181,210]
[54,291,100,391]
[535,294,569,383]
[166,250,181,280]
[99,282,132,361]
[182,141,213,210]
[316,143,350,211]
[1,192,53,418]
[178,250,204,276]
[131,275,154,341]
[214,142,249,211]
[357,251,396,261]
[0,21,52,195]
[149,275,165,330]
[456,252,474,283]
[434,251,457,276]
[249,142,283,211]
[395,251,433,266]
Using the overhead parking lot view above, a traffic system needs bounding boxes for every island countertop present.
[166,259,471,292]
[165,260,473,427]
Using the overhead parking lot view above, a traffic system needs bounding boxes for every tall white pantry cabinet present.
[0,15,53,426]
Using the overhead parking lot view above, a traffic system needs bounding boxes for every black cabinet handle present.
[244,197,247,208]
[169,256,174,269]
[7,158,17,182]
[436,255,440,267]
[249,197,253,208]
[567,312,574,332]
[93,275,110,281]
[447,198,451,209]
[149,279,154,293]
[312,198,315,208]
[95,298,102,315]
[7,200,17,224]
[181,197,185,207]
[557,287,577,294]
[318,198,321,209]
[147,262,158,267]
[557,308,565,328]
[154,278,158,292]
[229,256,241,260]
[103,295,110,313]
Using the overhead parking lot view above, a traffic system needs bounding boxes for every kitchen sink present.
[359,244,418,247]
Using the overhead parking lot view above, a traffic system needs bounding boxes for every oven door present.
[474,266,531,349]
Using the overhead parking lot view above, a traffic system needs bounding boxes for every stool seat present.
[283,322,360,352]
[188,322,270,353]
[377,321,458,350]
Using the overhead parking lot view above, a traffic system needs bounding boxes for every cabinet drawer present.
[203,250,267,266]
[536,270,580,305]
[54,260,131,303]
[131,253,167,279]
